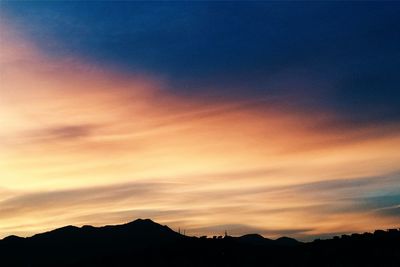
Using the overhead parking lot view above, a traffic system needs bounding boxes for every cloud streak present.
[0,20,400,240]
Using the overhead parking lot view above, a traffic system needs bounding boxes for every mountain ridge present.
[3,218,398,243]
[0,218,301,243]
[1,218,399,266]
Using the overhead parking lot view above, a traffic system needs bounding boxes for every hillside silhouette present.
[1,219,399,266]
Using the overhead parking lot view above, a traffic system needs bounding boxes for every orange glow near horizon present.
[1,22,400,240]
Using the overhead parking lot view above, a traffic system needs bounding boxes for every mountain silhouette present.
[1,218,399,266]
[29,219,182,246]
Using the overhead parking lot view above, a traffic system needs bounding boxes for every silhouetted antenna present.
[224,230,228,237]
[178,227,181,234]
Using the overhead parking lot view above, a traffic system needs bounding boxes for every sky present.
[0,1,399,241]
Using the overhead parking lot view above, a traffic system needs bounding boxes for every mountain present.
[29,218,182,246]
[1,219,399,267]
[275,236,300,246]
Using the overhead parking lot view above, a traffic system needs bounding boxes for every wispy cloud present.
[20,124,98,143]
[1,20,399,240]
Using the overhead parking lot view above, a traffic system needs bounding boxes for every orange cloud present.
[1,21,400,240]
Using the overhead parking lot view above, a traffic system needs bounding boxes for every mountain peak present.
[275,236,301,245]
[129,218,157,225]
[2,235,24,242]
[240,233,265,240]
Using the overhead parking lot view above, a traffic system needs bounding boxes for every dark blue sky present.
[2,1,400,124]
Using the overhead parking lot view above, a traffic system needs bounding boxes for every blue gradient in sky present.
[2,1,400,123]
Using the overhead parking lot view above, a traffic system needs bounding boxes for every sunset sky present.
[1,1,399,241]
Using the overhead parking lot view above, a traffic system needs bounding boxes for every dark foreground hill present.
[1,219,399,267]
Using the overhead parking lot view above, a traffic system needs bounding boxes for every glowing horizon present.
[1,4,400,241]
